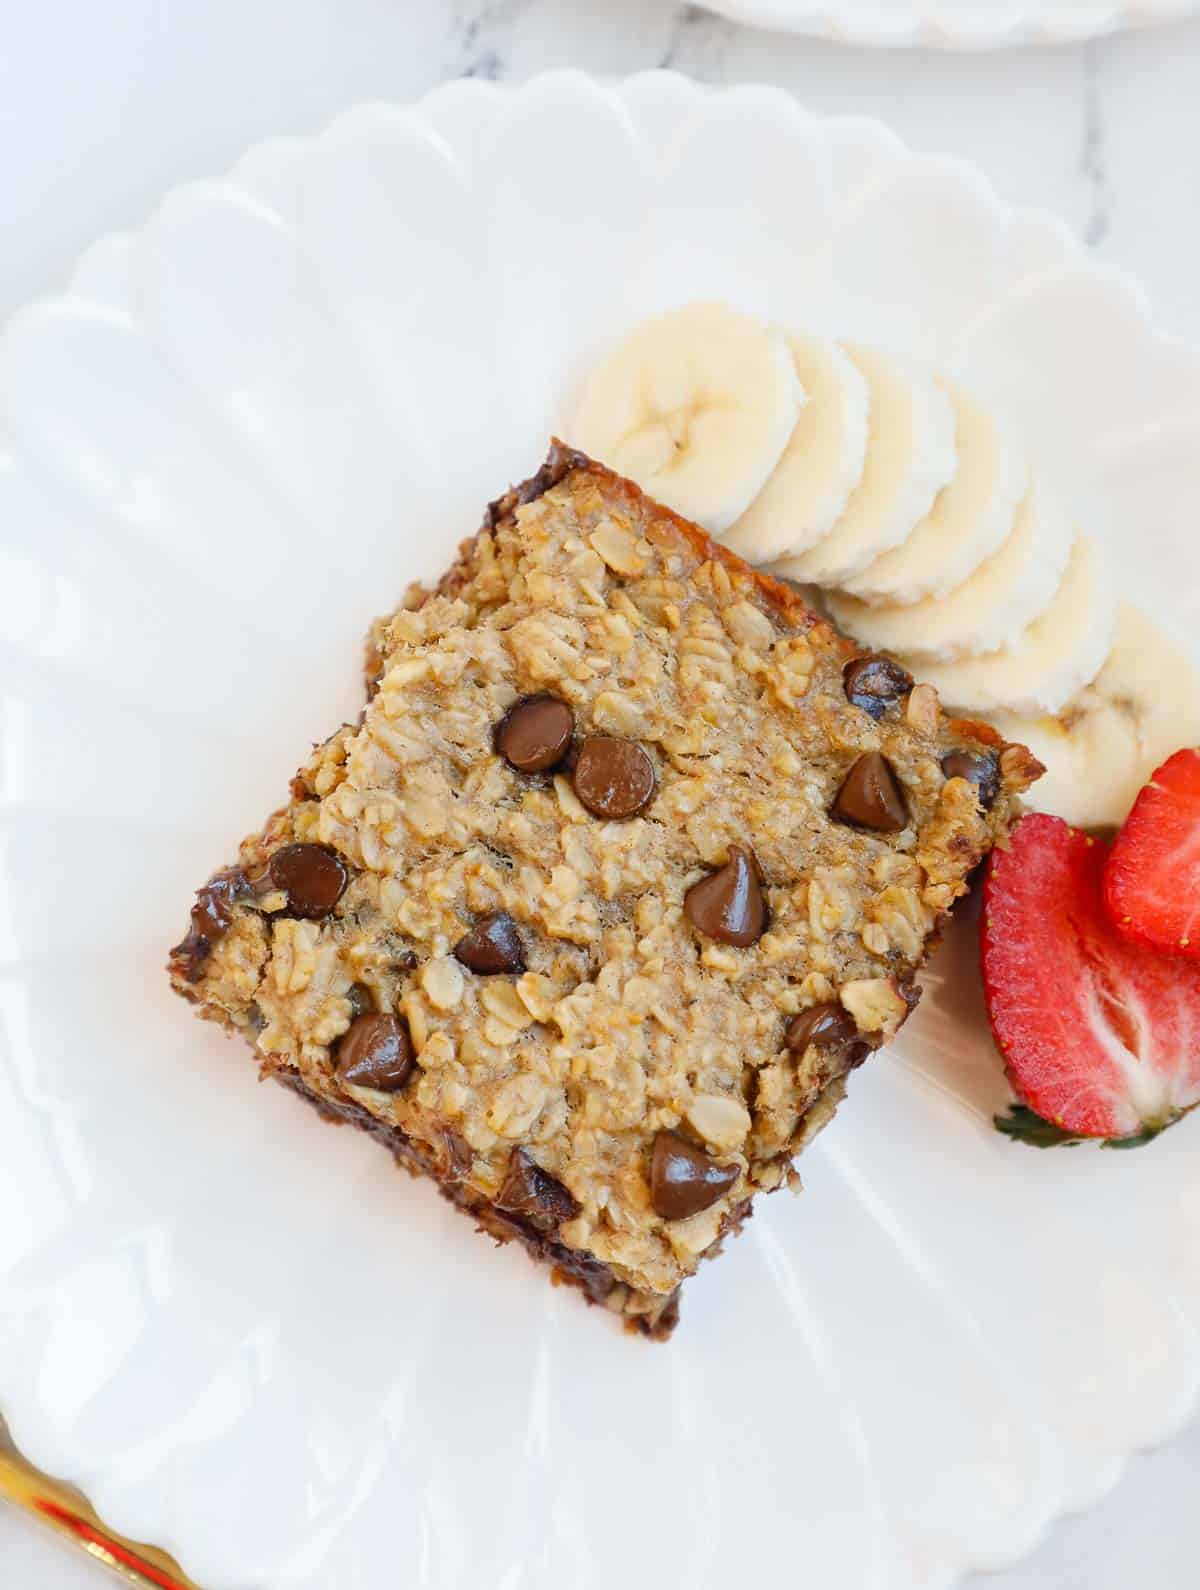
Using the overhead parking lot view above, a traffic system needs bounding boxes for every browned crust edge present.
[412,439,1039,781]
[270,1069,761,1340]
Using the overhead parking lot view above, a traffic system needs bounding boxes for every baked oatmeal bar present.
[169,442,1041,1337]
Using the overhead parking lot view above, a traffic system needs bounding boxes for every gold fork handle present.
[0,1422,199,1589]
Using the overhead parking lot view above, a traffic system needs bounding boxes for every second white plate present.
[695,0,1197,46]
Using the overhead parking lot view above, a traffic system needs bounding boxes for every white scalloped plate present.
[695,0,1197,46]
[4,72,1200,1590]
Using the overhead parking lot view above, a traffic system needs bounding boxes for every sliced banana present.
[770,344,957,587]
[913,534,1115,718]
[569,302,802,534]
[826,470,1072,663]
[722,333,870,565]
[992,605,1200,831]
[840,384,1027,607]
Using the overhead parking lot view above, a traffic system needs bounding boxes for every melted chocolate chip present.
[846,1037,881,1069]
[650,1131,740,1221]
[784,1002,857,1056]
[831,752,908,833]
[843,656,914,720]
[572,735,656,820]
[268,843,349,919]
[495,1147,579,1233]
[169,868,246,982]
[441,1129,474,1182]
[483,447,590,530]
[335,1013,415,1092]
[941,749,1001,810]
[391,949,419,973]
[683,846,767,947]
[168,932,213,983]
[454,911,525,975]
[346,982,375,1018]
[496,695,574,773]
[192,868,244,937]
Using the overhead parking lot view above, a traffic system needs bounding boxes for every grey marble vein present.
[657,3,735,73]
[1081,41,1111,247]
[451,0,512,79]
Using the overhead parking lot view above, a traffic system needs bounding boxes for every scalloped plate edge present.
[692,0,1198,47]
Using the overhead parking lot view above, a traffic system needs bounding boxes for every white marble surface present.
[2,2,1200,1586]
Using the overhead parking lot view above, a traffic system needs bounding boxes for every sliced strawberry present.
[1104,747,1200,960]
[982,811,1200,1145]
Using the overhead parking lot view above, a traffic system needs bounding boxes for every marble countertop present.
[2,2,1199,1585]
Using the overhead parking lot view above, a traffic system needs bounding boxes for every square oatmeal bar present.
[170,442,1040,1337]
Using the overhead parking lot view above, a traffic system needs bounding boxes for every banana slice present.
[569,302,802,534]
[992,605,1200,831]
[840,384,1027,607]
[722,333,870,564]
[913,534,1115,718]
[770,344,957,586]
[825,470,1072,663]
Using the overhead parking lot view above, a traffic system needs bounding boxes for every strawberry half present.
[1103,747,1200,960]
[982,811,1200,1146]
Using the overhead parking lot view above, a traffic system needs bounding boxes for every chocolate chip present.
[495,1147,579,1233]
[192,868,244,937]
[169,868,246,982]
[843,656,914,719]
[496,695,574,773]
[335,1013,415,1092]
[441,1129,474,1182]
[346,982,375,1018]
[391,949,419,973]
[941,749,1000,810]
[846,1037,880,1069]
[683,846,767,947]
[268,843,349,919]
[454,911,525,974]
[572,735,656,820]
[831,752,908,833]
[483,447,590,530]
[784,1002,857,1056]
[169,931,212,983]
[649,1131,739,1221]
